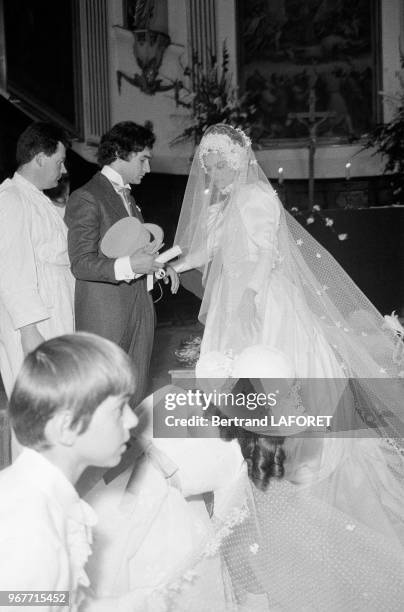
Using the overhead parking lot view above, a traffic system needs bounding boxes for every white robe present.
[0,173,74,395]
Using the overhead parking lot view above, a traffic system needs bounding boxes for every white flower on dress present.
[306,216,315,225]
[183,569,199,582]
[383,311,404,337]
[338,233,348,241]
[296,238,303,246]
[325,218,334,227]
[249,543,259,555]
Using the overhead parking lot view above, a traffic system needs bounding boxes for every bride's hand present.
[238,288,260,337]
[163,265,180,294]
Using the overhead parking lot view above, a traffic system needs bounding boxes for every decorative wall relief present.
[118,0,183,95]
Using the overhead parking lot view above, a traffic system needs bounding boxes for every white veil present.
[150,374,404,611]
[174,123,404,441]
[169,124,404,609]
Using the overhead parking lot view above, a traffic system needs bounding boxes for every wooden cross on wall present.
[288,86,335,210]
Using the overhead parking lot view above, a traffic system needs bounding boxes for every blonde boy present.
[0,333,137,611]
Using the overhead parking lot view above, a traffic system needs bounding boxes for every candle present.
[345,162,351,181]
[278,167,284,185]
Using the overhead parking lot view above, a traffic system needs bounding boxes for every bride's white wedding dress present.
[198,181,343,377]
[174,124,404,433]
[168,124,404,609]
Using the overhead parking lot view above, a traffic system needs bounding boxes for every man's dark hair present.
[97,121,155,166]
[16,121,70,166]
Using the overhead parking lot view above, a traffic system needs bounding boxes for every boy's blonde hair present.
[9,332,136,448]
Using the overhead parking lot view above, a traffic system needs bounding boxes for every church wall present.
[103,0,403,181]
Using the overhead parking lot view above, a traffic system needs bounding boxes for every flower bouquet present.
[174,335,202,368]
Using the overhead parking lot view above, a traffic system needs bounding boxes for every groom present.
[65,121,177,405]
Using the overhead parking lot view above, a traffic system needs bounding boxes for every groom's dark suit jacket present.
[65,172,155,404]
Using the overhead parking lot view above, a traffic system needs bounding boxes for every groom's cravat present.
[112,183,144,221]
[111,182,133,216]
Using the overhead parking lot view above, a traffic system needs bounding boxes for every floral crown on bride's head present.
[198,127,251,171]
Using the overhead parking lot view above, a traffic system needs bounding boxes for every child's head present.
[9,332,138,467]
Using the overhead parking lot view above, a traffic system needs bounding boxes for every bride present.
[173,123,404,382]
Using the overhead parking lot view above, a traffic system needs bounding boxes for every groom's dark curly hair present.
[97,121,155,166]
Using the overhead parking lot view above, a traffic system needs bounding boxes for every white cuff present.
[114,256,135,281]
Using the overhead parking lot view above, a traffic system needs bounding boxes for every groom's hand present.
[129,247,160,274]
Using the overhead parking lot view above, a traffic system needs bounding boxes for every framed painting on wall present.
[237,0,381,145]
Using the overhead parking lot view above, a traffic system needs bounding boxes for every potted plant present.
[363,71,404,204]
[171,42,257,145]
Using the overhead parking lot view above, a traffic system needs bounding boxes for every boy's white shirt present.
[0,448,97,611]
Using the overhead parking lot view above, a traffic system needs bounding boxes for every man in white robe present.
[0,122,74,396]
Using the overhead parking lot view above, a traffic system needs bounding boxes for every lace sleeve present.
[173,203,224,274]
